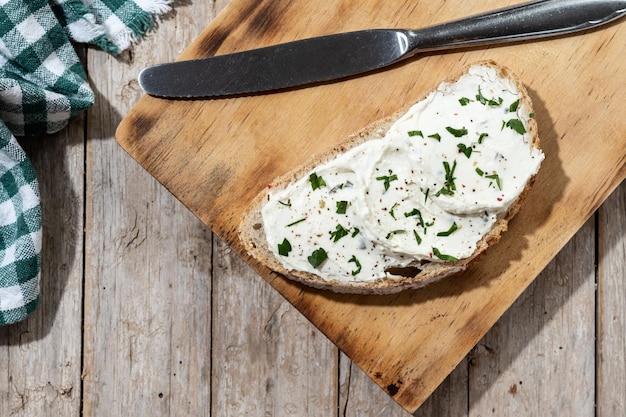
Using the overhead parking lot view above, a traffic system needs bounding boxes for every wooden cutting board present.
[115,0,626,412]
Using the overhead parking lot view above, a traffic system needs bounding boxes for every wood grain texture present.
[82,2,217,416]
[212,237,338,416]
[0,0,624,416]
[116,0,626,411]
[598,182,626,417]
[0,120,85,417]
[469,218,596,415]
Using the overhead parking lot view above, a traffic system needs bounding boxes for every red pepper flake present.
[497,197,503,201]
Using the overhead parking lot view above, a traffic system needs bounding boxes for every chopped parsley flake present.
[486,172,502,190]
[376,172,398,192]
[348,255,362,275]
[509,99,519,112]
[278,238,292,256]
[432,247,459,262]
[385,230,406,239]
[435,160,457,197]
[446,126,468,138]
[478,133,488,144]
[330,224,350,242]
[308,248,328,268]
[309,172,326,190]
[505,118,527,134]
[278,199,291,207]
[475,167,484,176]
[286,218,306,227]
[408,130,423,137]
[437,222,459,236]
[351,227,360,238]
[336,200,348,214]
[457,143,472,158]
[404,208,426,229]
[428,133,441,141]
[390,202,399,219]
[476,86,503,106]
[459,97,471,106]
[413,230,422,245]
[404,208,421,218]
[436,187,454,196]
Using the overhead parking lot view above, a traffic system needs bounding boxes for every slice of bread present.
[239,60,543,294]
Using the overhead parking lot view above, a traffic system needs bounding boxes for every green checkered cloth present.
[0,0,172,325]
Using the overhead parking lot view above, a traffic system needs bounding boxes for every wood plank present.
[413,363,469,417]
[468,218,596,415]
[339,352,409,417]
[597,181,626,417]
[115,0,626,411]
[339,354,468,416]
[82,2,216,416]
[0,119,85,416]
[211,237,338,416]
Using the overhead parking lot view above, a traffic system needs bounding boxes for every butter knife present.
[139,0,626,98]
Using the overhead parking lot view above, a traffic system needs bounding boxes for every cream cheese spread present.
[261,64,544,283]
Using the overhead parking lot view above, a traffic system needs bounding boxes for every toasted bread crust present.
[238,60,541,294]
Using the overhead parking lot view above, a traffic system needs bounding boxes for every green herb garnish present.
[330,224,350,242]
[509,99,519,112]
[385,230,406,239]
[404,208,426,229]
[348,255,362,276]
[389,202,399,219]
[376,172,398,192]
[435,160,457,197]
[351,227,360,238]
[336,200,348,214]
[278,199,291,207]
[437,222,458,236]
[478,133,488,144]
[408,130,423,137]
[459,97,471,106]
[278,238,292,256]
[432,247,459,262]
[428,133,441,141]
[457,143,472,158]
[476,86,503,106]
[286,218,306,227]
[446,126,468,138]
[475,167,484,176]
[404,208,421,218]
[444,160,457,189]
[309,172,326,190]
[308,248,328,268]
[505,118,527,134]
[486,172,502,190]
[413,230,422,245]
[421,187,430,203]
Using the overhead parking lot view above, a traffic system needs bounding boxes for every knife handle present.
[407,0,626,52]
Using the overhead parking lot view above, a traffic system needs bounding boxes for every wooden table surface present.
[1,1,625,416]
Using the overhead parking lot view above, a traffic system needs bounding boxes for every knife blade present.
[139,0,626,98]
